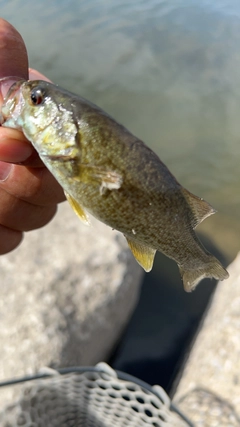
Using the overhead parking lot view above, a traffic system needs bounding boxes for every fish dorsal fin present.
[65,191,90,225]
[125,236,156,272]
[181,188,216,229]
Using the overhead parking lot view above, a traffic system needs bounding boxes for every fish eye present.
[30,88,44,106]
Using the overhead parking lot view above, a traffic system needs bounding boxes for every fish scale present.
[1,79,229,291]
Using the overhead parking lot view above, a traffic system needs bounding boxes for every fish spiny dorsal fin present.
[181,188,216,229]
[125,236,156,272]
[65,191,90,225]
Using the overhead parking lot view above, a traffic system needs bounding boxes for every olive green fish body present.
[1,80,229,291]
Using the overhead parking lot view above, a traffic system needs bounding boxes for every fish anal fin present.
[182,188,216,229]
[179,256,229,292]
[125,236,156,272]
[65,191,90,225]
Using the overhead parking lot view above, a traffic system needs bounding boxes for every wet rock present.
[173,253,240,426]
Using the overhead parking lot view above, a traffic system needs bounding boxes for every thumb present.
[29,68,52,82]
[0,18,28,102]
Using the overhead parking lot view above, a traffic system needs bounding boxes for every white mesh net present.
[0,363,189,427]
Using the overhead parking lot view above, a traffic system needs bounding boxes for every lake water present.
[1,0,240,393]
[1,0,240,259]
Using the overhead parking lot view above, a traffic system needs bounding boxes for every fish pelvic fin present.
[179,256,229,292]
[125,236,156,272]
[181,188,216,229]
[65,191,90,225]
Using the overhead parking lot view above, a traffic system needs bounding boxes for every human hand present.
[0,18,65,254]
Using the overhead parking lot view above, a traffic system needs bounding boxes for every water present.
[1,0,240,390]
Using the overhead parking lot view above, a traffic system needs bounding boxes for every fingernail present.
[0,161,12,181]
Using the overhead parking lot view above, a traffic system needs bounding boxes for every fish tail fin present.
[179,256,229,292]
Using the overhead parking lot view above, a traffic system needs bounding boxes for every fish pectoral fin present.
[65,191,90,225]
[181,188,216,228]
[98,170,123,195]
[75,164,123,195]
[125,237,156,272]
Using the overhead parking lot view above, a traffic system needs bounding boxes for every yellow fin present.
[65,191,90,225]
[182,188,216,229]
[125,237,156,272]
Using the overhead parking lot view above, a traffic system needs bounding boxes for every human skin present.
[0,18,65,254]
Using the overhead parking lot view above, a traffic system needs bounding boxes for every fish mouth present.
[0,79,26,126]
[3,79,25,101]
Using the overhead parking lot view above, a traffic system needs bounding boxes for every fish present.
[0,79,229,291]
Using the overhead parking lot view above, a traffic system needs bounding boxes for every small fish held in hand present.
[0,80,229,291]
